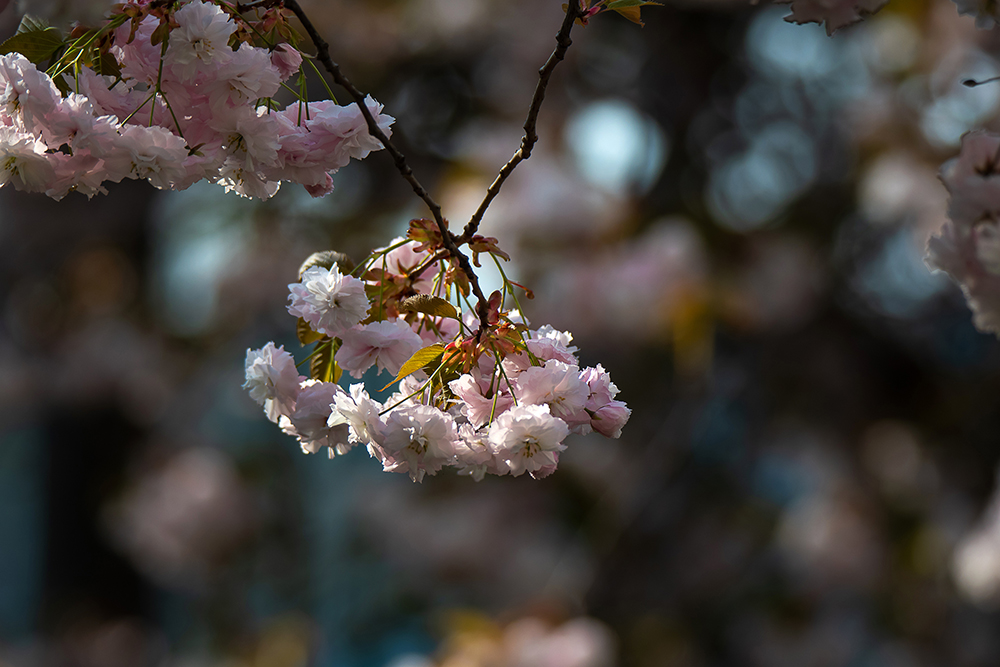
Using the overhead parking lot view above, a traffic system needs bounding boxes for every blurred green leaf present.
[0,17,63,64]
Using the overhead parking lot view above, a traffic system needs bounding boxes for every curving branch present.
[457,0,581,245]
[281,0,583,338]
[281,0,494,334]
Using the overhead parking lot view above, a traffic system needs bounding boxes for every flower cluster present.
[925,130,1000,334]
[0,0,392,200]
[244,227,630,483]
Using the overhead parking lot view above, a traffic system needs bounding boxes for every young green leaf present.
[605,0,662,25]
[297,318,324,346]
[309,338,341,383]
[398,294,460,320]
[94,52,121,78]
[383,343,446,390]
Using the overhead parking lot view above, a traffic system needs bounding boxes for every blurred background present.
[3,0,1000,665]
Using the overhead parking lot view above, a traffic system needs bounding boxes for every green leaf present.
[383,343,445,390]
[309,338,341,383]
[605,0,662,25]
[297,317,324,346]
[16,15,49,35]
[398,294,460,320]
[94,51,121,78]
[0,28,63,64]
[149,20,169,47]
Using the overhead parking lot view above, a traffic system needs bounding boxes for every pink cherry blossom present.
[380,404,460,482]
[449,371,514,429]
[281,380,352,456]
[488,404,569,478]
[514,359,590,431]
[243,342,302,423]
[270,44,303,81]
[337,318,424,378]
[328,383,385,450]
[927,131,1000,334]
[287,264,370,337]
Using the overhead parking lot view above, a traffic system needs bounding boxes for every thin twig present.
[283,0,494,336]
[407,249,450,283]
[457,0,581,244]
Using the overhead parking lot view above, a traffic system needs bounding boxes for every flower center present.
[521,436,540,458]
[405,427,428,455]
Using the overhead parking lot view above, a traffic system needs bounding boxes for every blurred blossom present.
[104,448,258,590]
[855,14,920,75]
[51,320,176,423]
[747,8,842,81]
[706,121,817,231]
[398,613,616,667]
[565,99,668,197]
[731,609,868,667]
[778,486,885,592]
[860,421,939,506]
[859,152,946,229]
[953,469,1000,608]
[483,148,625,240]
[850,227,949,319]
[724,234,825,332]
[503,617,616,667]
[357,479,594,607]
[532,218,708,341]
[768,430,884,591]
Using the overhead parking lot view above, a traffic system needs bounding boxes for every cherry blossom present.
[488,404,569,478]
[281,380,352,456]
[776,0,888,35]
[337,318,424,378]
[287,264,370,337]
[242,342,301,424]
[380,405,461,482]
[926,131,1000,334]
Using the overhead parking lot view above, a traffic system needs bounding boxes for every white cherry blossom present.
[288,265,370,337]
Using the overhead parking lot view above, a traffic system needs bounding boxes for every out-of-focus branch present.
[457,0,582,245]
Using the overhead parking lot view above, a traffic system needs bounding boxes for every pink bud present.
[270,43,303,81]
[591,400,630,439]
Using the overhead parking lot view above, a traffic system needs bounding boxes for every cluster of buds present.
[244,219,630,482]
[0,0,392,200]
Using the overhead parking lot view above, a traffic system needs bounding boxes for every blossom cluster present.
[244,229,630,483]
[0,0,393,200]
[925,131,1000,334]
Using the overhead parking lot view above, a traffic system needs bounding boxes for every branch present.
[282,0,494,335]
[407,249,450,284]
[457,0,581,245]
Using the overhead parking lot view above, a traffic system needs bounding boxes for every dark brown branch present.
[407,249,450,284]
[282,0,494,335]
[457,0,581,245]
